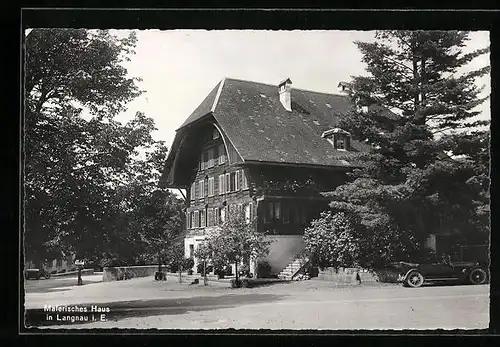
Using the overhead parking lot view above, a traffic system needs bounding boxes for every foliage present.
[197,209,272,282]
[24,28,185,266]
[312,31,490,268]
[256,261,272,278]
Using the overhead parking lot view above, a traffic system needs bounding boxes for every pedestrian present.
[355,270,362,285]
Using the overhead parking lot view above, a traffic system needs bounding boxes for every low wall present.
[317,267,378,285]
[103,265,161,282]
[51,269,94,278]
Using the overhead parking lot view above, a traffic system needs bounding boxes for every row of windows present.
[262,201,308,224]
[200,144,226,170]
[187,203,254,229]
[190,170,249,200]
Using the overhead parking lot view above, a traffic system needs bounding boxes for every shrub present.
[231,279,242,288]
[257,261,272,278]
[196,263,213,275]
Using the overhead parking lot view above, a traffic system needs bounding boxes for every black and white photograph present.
[22,26,491,330]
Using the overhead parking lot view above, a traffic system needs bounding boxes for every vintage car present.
[393,260,488,288]
[25,268,51,280]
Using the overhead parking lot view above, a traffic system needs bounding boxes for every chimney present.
[278,78,292,111]
[337,81,351,94]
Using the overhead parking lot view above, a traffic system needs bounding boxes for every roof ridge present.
[224,77,349,98]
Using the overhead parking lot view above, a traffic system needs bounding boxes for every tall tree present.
[314,31,490,268]
[23,28,160,266]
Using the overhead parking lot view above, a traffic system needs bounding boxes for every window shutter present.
[242,171,248,190]
[225,173,230,193]
[194,211,199,228]
[236,170,241,191]
[219,175,224,195]
[201,209,206,227]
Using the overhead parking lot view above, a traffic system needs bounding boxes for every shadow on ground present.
[25,293,285,327]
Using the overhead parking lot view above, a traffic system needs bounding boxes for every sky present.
[111,30,491,148]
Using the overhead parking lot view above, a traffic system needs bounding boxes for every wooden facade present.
[184,121,348,240]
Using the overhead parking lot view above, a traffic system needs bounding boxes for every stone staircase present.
[278,256,310,280]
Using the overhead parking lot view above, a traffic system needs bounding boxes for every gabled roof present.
[161,77,381,187]
[211,78,370,167]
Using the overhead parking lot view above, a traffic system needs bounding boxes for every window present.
[218,175,225,195]
[283,204,290,224]
[336,137,346,151]
[207,148,214,168]
[219,144,226,165]
[237,204,243,217]
[190,184,196,200]
[229,172,236,192]
[203,151,209,169]
[214,207,219,225]
[200,154,205,170]
[300,206,307,224]
[242,171,249,190]
[194,211,199,228]
[208,177,215,196]
[198,180,205,199]
[235,170,241,191]
[264,202,273,224]
[207,208,214,227]
[200,209,206,228]
[190,212,195,228]
[213,128,220,140]
[274,202,281,220]
[225,173,230,193]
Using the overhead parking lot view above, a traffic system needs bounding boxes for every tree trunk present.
[204,260,208,286]
[179,265,182,283]
[235,261,239,283]
[77,267,82,286]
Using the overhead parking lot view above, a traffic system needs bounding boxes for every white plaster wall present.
[261,235,305,274]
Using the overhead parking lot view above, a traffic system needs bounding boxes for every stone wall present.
[317,267,378,285]
[103,265,160,282]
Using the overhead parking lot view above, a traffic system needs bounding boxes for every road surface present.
[24,277,489,330]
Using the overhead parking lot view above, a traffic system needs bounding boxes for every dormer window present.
[336,138,346,151]
[321,127,350,151]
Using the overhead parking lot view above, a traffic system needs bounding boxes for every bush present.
[257,261,272,278]
[238,264,252,278]
[197,263,213,275]
[183,258,194,271]
[231,279,242,288]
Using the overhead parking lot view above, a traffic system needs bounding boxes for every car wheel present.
[405,271,424,288]
[469,268,487,285]
[45,274,51,279]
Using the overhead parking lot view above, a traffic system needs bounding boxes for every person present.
[355,270,362,285]
[77,267,83,286]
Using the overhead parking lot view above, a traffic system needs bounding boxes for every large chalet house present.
[160,77,381,277]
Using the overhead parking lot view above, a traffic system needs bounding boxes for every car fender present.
[401,268,420,281]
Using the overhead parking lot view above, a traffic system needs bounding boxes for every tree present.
[23,28,159,266]
[314,31,490,268]
[135,188,185,278]
[198,209,272,286]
